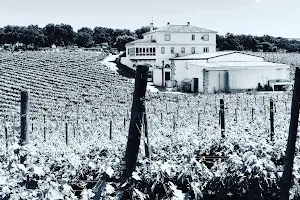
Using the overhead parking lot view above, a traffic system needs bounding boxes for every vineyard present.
[0,51,300,199]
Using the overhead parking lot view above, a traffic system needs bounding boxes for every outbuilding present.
[152,51,291,93]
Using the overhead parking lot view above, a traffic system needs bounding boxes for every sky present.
[0,0,299,38]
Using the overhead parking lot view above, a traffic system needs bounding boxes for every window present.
[164,34,171,41]
[191,47,195,54]
[128,48,135,56]
[136,48,139,55]
[203,35,209,41]
[192,35,195,41]
[161,47,165,54]
[165,72,171,81]
[204,47,209,53]
[171,47,175,54]
[181,47,185,54]
[153,47,156,55]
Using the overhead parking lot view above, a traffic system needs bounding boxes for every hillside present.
[0,51,134,118]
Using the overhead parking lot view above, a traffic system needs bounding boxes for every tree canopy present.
[0,23,299,53]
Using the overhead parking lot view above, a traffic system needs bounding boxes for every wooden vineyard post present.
[43,115,46,142]
[73,123,75,137]
[198,113,200,129]
[20,90,29,164]
[20,91,29,145]
[124,117,126,129]
[252,108,254,121]
[220,99,225,138]
[5,127,8,151]
[110,120,112,140]
[161,113,163,125]
[235,108,237,123]
[65,123,68,145]
[270,99,274,142]
[281,67,300,200]
[119,64,149,199]
[173,115,176,132]
[144,110,149,159]
[162,61,165,87]
[32,122,33,132]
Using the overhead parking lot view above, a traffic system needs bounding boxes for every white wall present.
[208,53,264,62]
[150,32,216,46]
[153,68,172,87]
[174,61,205,92]
[207,67,290,93]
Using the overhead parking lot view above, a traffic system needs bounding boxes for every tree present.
[224,33,242,50]
[134,26,158,39]
[261,42,277,52]
[43,24,56,46]
[56,24,74,46]
[93,27,107,45]
[0,28,4,45]
[75,27,94,48]
[116,35,136,51]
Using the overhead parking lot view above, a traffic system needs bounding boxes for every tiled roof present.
[126,38,156,46]
[143,25,217,35]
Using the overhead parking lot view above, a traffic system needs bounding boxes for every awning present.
[181,78,192,83]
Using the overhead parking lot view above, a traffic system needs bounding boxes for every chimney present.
[150,23,154,32]
[187,22,190,26]
[167,22,170,25]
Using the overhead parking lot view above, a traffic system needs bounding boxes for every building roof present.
[170,51,236,60]
[125,38,156,46]
[170,51,264,60]
[187,61,290,70]
[143,25,217,35]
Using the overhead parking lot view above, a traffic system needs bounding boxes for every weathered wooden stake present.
[270,99,274,141]
[173,115,176,132]
[65,123,68,145]
[43,115,46,142]
[73,123,75,137]
[220,99,225,138]
[252,108,254,121]
[144,111,149,159]
[5,127,8,150]
[198,113,200,129]
[32,122,33,132]
[119,64,149,199]
[161,113,163,125]
[235,108,237,123]
[281,67,300,200]
[20,91,29,145]
[109,120,112,140]
[124,117,126,129]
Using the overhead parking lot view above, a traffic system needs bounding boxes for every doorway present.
[193,78,199,92]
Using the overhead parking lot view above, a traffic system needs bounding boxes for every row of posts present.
[4,64,300,200]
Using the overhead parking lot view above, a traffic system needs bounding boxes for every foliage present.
[1,51,300,199]
[75,27,94,48]
[217,33,300,52]
[116,35,136,51]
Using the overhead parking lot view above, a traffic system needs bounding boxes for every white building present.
[121,22,291,93]
[161,51,291,93]
[121,22,217,70]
